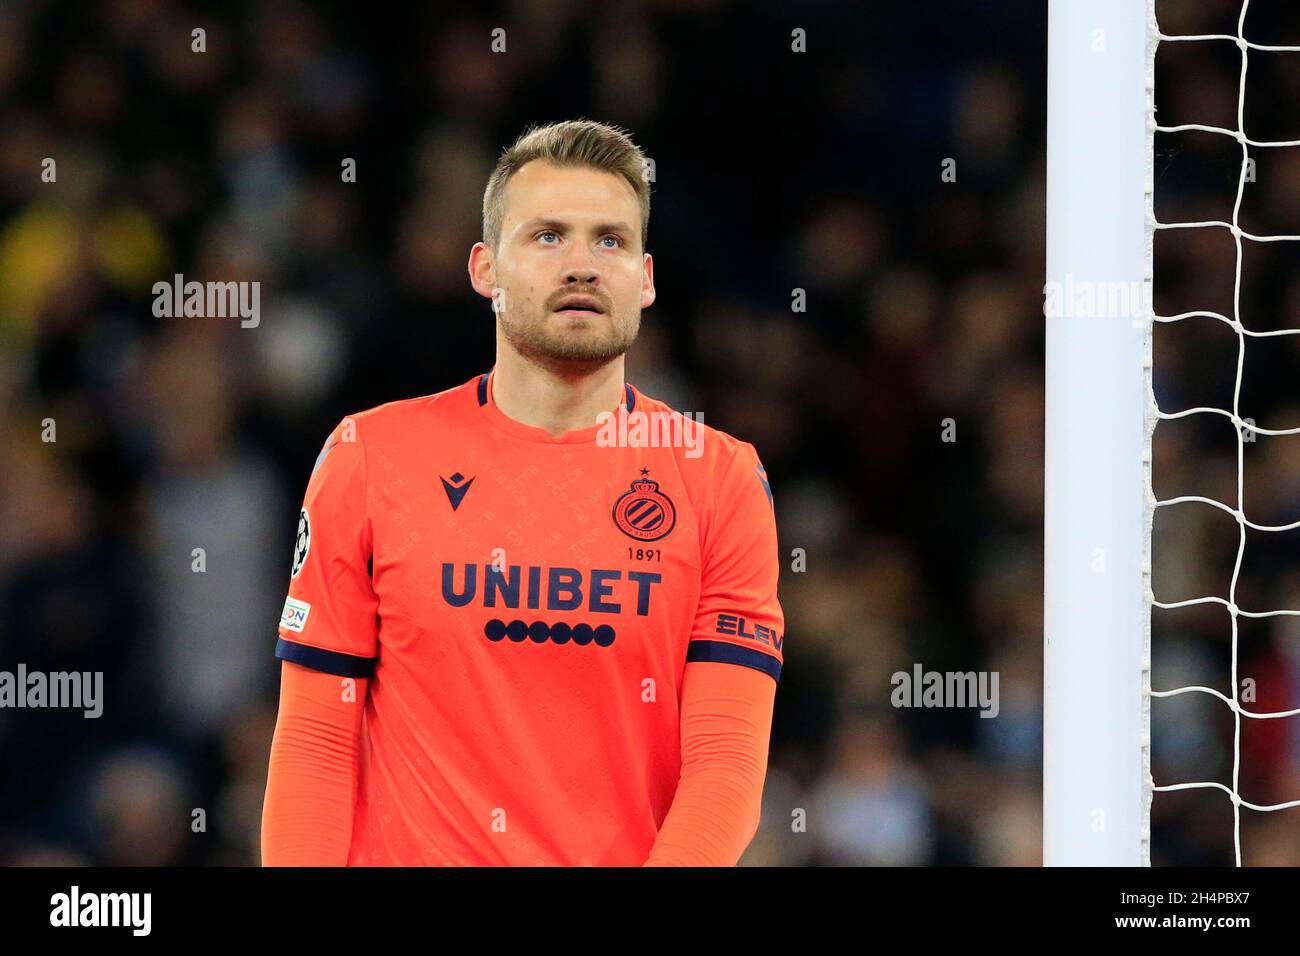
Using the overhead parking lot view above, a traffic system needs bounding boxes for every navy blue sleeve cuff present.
[686,639,781,682]
[275,638,377,678]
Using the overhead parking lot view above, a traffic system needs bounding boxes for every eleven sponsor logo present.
[715,612,783,651]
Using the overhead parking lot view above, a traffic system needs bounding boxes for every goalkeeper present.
[261,119,783,866]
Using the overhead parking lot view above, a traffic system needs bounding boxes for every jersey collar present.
[476,368,637,444]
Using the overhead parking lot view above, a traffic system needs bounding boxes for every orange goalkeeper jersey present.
[273,370,784,865]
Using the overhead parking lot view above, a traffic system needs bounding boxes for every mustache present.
[547,290,612,312]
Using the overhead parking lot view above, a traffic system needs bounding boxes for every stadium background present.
[2,0,1297,865]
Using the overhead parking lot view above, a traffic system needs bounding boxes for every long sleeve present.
[263,415,377,865]
[643,660,776,866]
[261,661,366,865]
[644,438,783,866]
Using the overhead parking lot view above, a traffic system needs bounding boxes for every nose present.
[562,264,600,288]
[560,242,601,287]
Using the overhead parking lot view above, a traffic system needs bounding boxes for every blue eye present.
[538,231,558,244]
[600,235,622,248]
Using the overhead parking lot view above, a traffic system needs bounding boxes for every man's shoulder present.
[631,386,763,476]
[343,374,482,439]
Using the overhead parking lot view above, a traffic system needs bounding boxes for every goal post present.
[1044,0,1155,866]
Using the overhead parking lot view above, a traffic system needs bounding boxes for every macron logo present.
[441,472,475,512]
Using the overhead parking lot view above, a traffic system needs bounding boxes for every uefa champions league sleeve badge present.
[291,508,311,578]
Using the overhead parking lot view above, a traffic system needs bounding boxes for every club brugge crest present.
[612,477,676,541]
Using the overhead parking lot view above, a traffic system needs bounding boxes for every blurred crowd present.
[1,0,1298,866]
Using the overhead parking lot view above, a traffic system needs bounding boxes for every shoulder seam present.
[361,417,370,560]
[348,413,372,566]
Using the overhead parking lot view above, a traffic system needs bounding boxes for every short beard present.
[499,307,641,375]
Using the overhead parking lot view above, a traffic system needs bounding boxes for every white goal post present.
[1047,0,1300,867]
[1044,0,1154,866]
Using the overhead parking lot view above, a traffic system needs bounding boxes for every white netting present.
[1145,0,1300,866]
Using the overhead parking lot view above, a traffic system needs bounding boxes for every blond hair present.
[482,119,651,252]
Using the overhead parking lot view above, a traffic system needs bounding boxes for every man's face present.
[470,160,655,369]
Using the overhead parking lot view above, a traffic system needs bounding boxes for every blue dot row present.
[484,619,617,646]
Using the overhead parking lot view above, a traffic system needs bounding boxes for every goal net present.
[1046,0,1300,865]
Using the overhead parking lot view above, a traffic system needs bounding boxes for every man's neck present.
[491,349,626,438]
